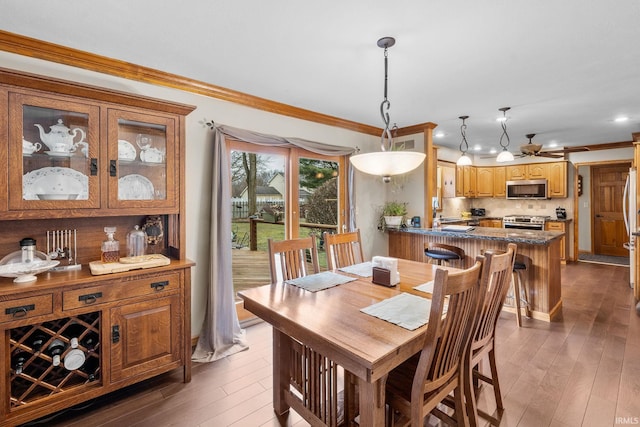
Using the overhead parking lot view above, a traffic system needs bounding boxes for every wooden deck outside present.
[232,249,271,296]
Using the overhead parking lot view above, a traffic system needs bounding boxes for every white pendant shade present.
[496,149,515,163]
[350,151,426,180]
[456,154,472,166]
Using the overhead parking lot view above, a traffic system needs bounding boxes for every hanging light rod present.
[350,36,426,183]
[456,115,472,166]
[496,107,515,163]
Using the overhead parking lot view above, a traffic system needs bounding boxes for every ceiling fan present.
[516,133,590,158]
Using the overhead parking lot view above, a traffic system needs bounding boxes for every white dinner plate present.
[118,174,154,200]
[23,167,89,200]
[118,139,137,161]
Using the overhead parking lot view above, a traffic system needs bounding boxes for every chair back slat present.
[323,230,364,270]
[472,243,517,350]
[268,236,320,283]
[411,257,485,398]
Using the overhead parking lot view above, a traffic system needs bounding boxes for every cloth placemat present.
[285,271,356,292]
[360,292,432,330]
[414,280,434,294]
[338,261,373,277]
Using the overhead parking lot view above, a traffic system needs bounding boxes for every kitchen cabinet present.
[548,162,568,197]
[0,68,195,426]
[545,220,570,262]
[456,165,476,197]
[441,164,456,198]
[479,218,503,228]
[505,161,567,198]
[475,167,494,197]
[493,166,506,197]
[506,163,549,180]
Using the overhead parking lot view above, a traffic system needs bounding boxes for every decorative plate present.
[0,260,60,283]
[118,139,137,161]
[45,151,75,157]
[23,167,89,200]
[118,174,154,200]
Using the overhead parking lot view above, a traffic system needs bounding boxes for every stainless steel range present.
[503,215,549,230]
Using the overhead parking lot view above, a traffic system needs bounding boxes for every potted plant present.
[380,201,408,229]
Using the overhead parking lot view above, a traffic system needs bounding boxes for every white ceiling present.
[2,1,640,156]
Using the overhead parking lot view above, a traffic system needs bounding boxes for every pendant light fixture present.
[456,115,472,166]
[349,37,426,183]
[496,107,515,163]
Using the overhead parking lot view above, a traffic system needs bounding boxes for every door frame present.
[572,159,632,260]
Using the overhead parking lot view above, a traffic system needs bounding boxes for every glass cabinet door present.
[107,110,176,210]
[8,93,100,210]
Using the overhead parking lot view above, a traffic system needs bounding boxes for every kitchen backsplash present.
[440,197,573,220]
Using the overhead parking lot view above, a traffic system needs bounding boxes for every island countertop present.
[396,226,564,245]
[388,227,563,321]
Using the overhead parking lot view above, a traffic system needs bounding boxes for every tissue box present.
[371,256,400,286]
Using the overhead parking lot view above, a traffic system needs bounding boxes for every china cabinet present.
[0,67,195,426]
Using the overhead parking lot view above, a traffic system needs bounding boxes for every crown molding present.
[0,30,393,137]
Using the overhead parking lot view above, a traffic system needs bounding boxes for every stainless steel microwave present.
[506,179,548,199]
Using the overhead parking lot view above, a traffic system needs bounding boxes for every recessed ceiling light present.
[548,141,558,148]
[489,148,497,154]
[473,145,481,151]
[614,116,629,123]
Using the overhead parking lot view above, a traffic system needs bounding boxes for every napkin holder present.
[371,256,400,286]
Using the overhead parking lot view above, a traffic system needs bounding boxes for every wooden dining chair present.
[385,256,486,427]
[464,243,517,426]
[267,235,320,283]
[267,236,345,426]
[323,229,364,270]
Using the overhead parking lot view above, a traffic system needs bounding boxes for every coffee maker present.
[555,207,567,219]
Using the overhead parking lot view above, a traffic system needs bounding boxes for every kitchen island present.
[388,227,565,321]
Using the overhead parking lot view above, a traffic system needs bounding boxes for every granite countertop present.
[393,226,564,245]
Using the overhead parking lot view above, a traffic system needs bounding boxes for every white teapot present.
[34,119,86,153]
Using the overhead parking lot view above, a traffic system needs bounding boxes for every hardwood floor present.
[31,261,640,427]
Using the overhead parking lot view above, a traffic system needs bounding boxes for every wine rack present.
[9,312,101,409]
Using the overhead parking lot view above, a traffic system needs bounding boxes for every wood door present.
[110,294,182,383]
[476,167,494,197]
[592,163,630,256]
[527,163,549,180]
[493,166,506,197]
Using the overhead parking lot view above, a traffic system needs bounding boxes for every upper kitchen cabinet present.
[506,163,549,180]
[475,167,494,197]
[493,166,506,197]
[547,161,568,197]
[455,165,477,197]
[0,68,194,219]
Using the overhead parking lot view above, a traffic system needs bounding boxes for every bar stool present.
[424,242,465,268]
[511,253,531,327]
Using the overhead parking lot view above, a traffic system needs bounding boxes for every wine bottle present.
[81,356,100,381]
[62,323,87,370]
[12,350,29,375]
[63,323,85,349]
[29,332,48,354]
[46,338,66,367]
[81,331,99,353]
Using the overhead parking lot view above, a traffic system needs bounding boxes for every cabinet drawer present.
[63,273,180,311]
[0,294,53,323]
[546,222,564,231]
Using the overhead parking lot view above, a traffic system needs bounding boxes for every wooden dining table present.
[239,258,458,427]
